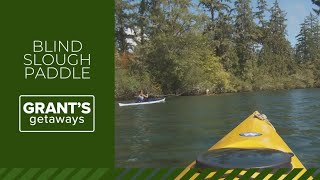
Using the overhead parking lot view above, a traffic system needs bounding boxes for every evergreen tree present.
[199,0,238,74]
[216,13,239,74]
[296,21,310,63]
[255,0,268,28]
[295,13,320,86]
[136,0,149,45]
[260,0,293,77]
[254,0,268,66]
[114,0,317,99]
[137,0,201,93]
[312,0,320,15]
[199,0,231,21]
[115,0,135,53]
[234,0,258,82]
[296,13,320,63]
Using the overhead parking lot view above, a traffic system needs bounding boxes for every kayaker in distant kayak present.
[137,90,148,102]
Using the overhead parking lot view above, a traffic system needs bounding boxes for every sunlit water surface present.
[116,88,320,168]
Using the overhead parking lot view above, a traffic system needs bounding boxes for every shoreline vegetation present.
[115,0,320,100]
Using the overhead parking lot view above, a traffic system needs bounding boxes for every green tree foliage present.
[136,0,148,45]
[199,0,231,21]
[234,0,258,82]
[138,32,233,94]
[115,51,162,100]
[296,13,320,63]
[199,0,238,74]
[254,0,268,56]
[261,0,293,75]
[255,0,301,89]
[136,0,233,94]
[295,13,320,86]
[255,0,268,27]
[115,0,320,99]
[312,0,320,15]
[115,0,134,53]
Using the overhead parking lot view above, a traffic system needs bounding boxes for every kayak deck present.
[176,111,308,180]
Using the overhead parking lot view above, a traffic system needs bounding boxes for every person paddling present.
[137,90,148,102]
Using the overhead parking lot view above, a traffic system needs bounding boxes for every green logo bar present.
[19,95,95,132]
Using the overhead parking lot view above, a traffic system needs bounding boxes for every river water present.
[115,88,320,168]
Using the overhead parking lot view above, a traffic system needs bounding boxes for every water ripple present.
[116,88,320,168]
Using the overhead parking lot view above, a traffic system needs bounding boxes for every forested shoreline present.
[115,0,320,100]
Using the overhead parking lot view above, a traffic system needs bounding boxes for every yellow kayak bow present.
[176,111,309,180]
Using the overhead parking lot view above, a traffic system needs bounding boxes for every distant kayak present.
[118,98,165,107]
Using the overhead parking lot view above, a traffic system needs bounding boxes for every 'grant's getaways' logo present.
[19,95,95,132]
